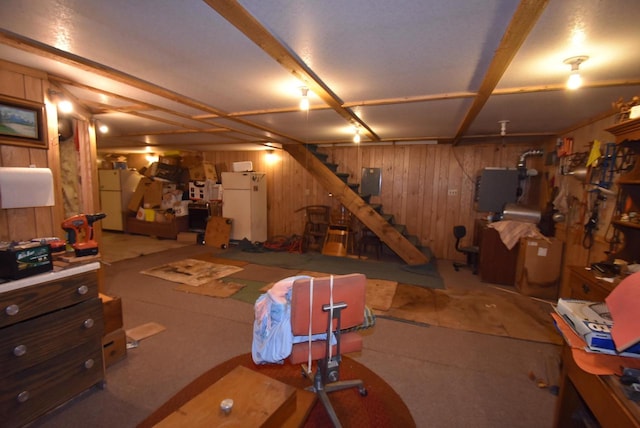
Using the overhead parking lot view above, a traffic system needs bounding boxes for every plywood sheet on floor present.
[379,284,562,345]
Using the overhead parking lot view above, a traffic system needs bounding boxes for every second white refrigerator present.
[221,172,267,242]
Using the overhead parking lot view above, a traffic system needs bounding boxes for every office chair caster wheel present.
[359,386,368,396]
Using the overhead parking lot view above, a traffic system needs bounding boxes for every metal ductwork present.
[517,149,544,169]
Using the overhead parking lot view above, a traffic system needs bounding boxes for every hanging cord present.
[306,277,314,375]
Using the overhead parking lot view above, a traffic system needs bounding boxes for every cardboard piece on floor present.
[205,216,232,249]
[174,279,245,298]
[365,278,398,311]
[126,322,166,342]
[140,259,244,286]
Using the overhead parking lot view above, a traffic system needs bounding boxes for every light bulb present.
[299,96,309,111]
[567,71,582,90]
[353,129,361,144]
[58,100,73,114]
[98,124,109,134]
[299,86,309,111]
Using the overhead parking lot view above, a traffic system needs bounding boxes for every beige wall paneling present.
[0,61,57,242]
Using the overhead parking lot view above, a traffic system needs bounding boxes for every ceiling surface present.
[1,0,639,153]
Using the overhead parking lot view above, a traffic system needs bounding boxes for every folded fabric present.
[251,275,376,364]
[488,220,547,250]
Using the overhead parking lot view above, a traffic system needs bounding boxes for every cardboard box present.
[100,293,123,334]
[515,237,563,299]
[173,200,190,216]
[102,328,127,368]
[188,162,217,181]
[128,177,163,211]
[232,160,253,172]
[189,179,221,201]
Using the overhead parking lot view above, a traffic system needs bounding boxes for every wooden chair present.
[289,274,368,427]
[302,205,331,252]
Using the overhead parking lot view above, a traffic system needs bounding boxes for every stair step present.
[315,152,330,162]
[348,183,359,192]
[324,162,338,172]
[335,172,349,182]
[405,234,420,247]
[305,144,320,153]
[360,194,371,204]
[381,213,394,224]
[393,224,407,235]
[369,204,382,213]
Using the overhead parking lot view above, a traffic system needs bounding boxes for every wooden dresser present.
[555,266,640,427]
[560,266,617,300]
[0,262,104,427]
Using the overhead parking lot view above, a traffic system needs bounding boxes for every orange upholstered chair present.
[289,274,368,427]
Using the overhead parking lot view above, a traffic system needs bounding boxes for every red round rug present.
[138,353,415,427]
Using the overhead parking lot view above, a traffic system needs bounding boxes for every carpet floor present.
[30,242,562,428]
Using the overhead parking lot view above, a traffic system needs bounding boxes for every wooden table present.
[553,346,640,427]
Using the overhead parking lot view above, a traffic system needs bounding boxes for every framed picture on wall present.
[0,95,47,149]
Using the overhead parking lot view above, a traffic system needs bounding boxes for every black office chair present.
[452,225,479,274]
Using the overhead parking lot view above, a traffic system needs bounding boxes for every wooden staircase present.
[284,143,429,266]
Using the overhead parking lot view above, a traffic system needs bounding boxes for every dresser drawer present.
[0,272,98,328]
[0,340,104,428]
[565,267,613,301]
[0,298,103,377]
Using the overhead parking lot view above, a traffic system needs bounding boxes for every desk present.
[554,346,640,427]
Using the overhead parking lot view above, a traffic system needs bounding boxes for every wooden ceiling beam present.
[0,28,304,146]
[202,0,381,142]
[452,0,550,145]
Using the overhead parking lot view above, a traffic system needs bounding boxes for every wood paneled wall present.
[203,141,546,260]
[0,60,61,242]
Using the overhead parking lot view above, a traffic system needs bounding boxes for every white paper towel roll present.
[0,167,54,208]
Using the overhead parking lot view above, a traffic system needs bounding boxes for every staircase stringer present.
[284,143,429,265]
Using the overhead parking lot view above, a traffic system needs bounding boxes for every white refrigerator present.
[99,169,143,231]
[221,171,267,242]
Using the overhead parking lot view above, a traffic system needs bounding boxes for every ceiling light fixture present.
[353,127,361,144]
[98,123,109,134]
[299,86,309,111]
[564,56,588,90]
[48,89,73,114]
[498,120,509,136]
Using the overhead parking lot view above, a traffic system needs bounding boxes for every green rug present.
[220,277,268,304]
[218,248,444,289]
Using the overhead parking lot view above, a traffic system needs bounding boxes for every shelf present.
[606,117,640,141]
[611,219,640,230]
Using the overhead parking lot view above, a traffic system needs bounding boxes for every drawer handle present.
[5,304,19,316]
[17,391,29,403]
[13,344,27,357]
[581,283,591,294]
[84,358,95,369]
[77,285,89,295]
[83,318,95,329]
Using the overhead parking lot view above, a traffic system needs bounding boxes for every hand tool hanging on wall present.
[583,192,605,249]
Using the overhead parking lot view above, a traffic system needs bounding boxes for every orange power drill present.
[61,213,107,257]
